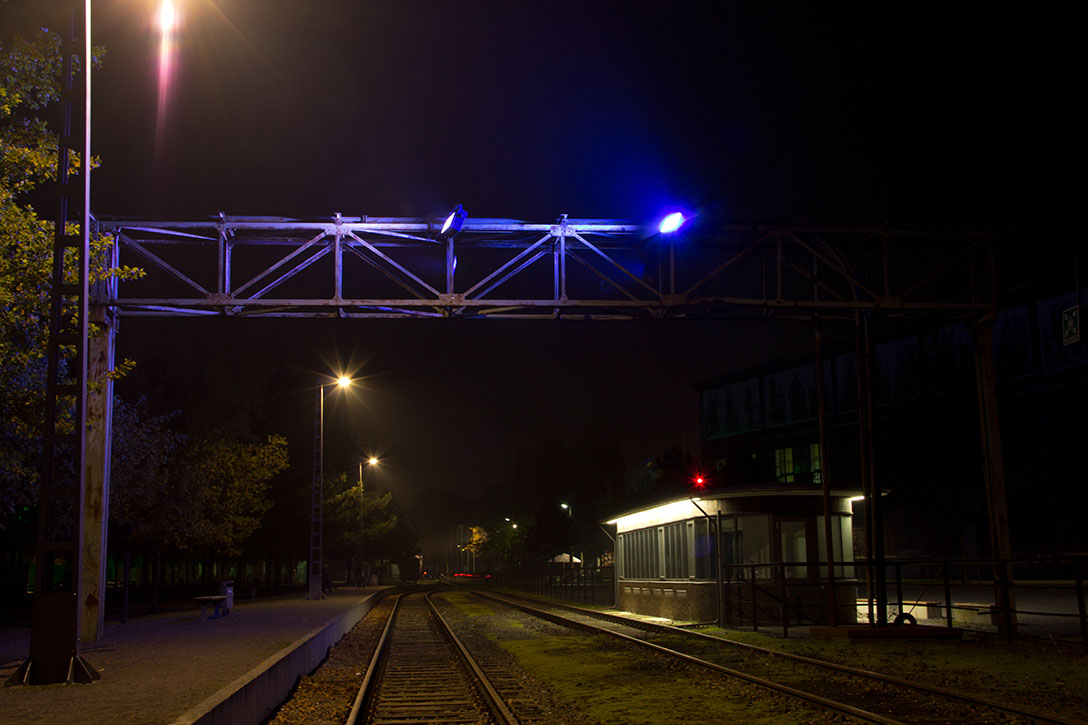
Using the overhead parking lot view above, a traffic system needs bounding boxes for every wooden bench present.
[194,594,229,620]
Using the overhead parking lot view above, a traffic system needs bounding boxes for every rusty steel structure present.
[92,214,1012,633]
[8,1,102,688]
[16,202,1016,687]
[96,215,996,321]
[12,0,1013,694]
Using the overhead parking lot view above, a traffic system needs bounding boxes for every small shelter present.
[548,553,582,564]
[603,485,860,626]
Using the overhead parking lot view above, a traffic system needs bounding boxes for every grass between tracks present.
[709,627,1088,719]
[480,589,1088,721]
[441,591,835,723]
[496,634,837,723]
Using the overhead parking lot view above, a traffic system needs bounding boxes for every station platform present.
[0,586,391,724]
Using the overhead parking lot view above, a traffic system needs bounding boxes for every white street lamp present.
[308,374,352,600]
[356,456,379,586]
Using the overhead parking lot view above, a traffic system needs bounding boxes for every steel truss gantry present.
[97,215,997,321]
[93,216,1011,634]
[19,213,1010,689]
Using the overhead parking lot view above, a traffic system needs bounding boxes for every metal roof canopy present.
[96,214,996,321]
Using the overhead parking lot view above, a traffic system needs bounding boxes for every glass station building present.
[608,487,859,626]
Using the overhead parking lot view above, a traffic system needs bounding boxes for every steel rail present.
[473,591,900,724]
[481,590,1083,725]
[348,591,518,725]
[346,593,401,725]
[425,593,520,725]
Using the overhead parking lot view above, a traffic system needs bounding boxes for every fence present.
[499,564,615,607]
[720,555,1088,649]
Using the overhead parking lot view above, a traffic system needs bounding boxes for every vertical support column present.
[856,311,886,625]
[815,321,837,625]
[216,213,226,296]
[307,387,325,599]
[333,217,343,302]
[559,227,567,301]
[10,0,99,686]
[446,235,455,296]
[867,318,888,626]
[669,237,676,295]
[711,513,720,626]
[972,315,1016,635]
[553,229,560,316]
[80,304,115,643]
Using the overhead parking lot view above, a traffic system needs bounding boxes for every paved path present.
[0,586,388,724]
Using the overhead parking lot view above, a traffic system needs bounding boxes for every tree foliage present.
[323,472,398,561]
[179,435,290,556]
[110,396,290,558]
[0,29,139,529]
[109,396,186,549]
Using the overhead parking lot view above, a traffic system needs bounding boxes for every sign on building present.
[1063,305,1080,346]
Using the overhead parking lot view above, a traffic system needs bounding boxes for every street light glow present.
[337,375,351,388]
[368,456,379,465]
[155,0,179,161]
[157,0,178,34]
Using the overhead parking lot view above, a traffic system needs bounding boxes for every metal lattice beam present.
[96,216,996,321]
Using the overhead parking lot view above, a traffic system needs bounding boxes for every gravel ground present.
[0,588,384,725]
[268,597,395,723]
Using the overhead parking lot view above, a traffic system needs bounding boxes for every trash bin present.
[220,580,234,612]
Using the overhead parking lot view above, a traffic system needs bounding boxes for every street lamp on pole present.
[356,456,378,587]
[560,503,575,567]
[308,375,352,600]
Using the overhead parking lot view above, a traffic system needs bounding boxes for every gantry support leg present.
[972,315,1017,636]
[80,305,116,643]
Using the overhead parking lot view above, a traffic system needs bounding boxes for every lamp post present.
[560,503,574,567]
[308,375,351,600]
[357,456,378,587]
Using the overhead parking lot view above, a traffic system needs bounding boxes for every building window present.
[662,522,689,579]
[693,518,713,579]
[619,522,702,580]
[816,514,856,578]
[779,520,809,578]
[809,443,822,485]
[721,515,772,579]
[618,528,659,579]
[774,448,794,483]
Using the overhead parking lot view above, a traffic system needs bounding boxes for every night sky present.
[3,1,1085,558]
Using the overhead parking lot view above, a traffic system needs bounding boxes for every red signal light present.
[692,475,706,489]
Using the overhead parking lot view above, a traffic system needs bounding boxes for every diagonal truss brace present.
[98,216,997,321]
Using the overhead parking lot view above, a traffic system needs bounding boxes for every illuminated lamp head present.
[659,211,687,235]
[440,204,467,237]
[336,376,351,389]
[158,0,178,34]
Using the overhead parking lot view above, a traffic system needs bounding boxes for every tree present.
[178,435,290,557]
[111,396,291,558]
[323,471,398,565]
[0,30,65,530]
[109,396,186,551]
[0,29,139,531]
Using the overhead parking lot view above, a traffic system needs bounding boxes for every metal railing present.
[720,555,1088,649]
[498,564,615,607]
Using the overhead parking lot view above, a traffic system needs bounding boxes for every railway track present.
[349,591,526,724]
[476,590,1083,725]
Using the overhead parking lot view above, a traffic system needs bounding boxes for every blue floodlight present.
[440,204,467,237]
[658,211,686,234]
